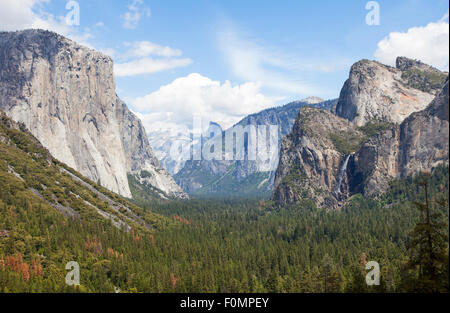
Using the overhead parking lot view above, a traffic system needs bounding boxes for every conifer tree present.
[320,254,341,293]
[406,173,449,292]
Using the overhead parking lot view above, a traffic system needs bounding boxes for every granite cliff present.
[0,29,186,199]
[351,76,449,197]
[335,58,446,126]
[273,57,448,208]
[272,107,364,208]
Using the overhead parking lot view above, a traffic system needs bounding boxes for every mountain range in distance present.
[0,27,448,295]
[0,29,448,209]
[171,97,337,198]
[153,57,448,201]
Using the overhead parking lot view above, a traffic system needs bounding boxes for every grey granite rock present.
[335,58,439,126]
[273,57,448,209]
[0,29,186,199]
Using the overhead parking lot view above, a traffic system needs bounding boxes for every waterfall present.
[335,154,351,195]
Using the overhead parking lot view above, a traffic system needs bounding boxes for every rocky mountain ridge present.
[0,29,186,199]
[173,98,337,197]
[351,76,449,197]
[335,58,446,126]
[273,57,449,208]
[273,106,364,208]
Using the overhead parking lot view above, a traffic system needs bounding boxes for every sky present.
[0,0,449,135]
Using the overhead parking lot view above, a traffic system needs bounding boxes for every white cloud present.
[124,41,183,58]
[122,0,151,30]
[114,41,192,77]
[115,57,192,77]
[130,73,276,134]
[374,14,449,70]
[0,0,46,31]
[218,23,351,97]
[0,0,189,78]
[0,0,93,47]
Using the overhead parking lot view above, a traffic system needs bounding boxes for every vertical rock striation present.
[273,107,364,208]
[352,77,449,197]
[273,57,448,209]
[0,29,186,199]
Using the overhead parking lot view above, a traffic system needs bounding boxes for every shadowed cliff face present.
[273,57,448,209]
[0,29,187,199]
[351,76,449,197]
[273,107,364,209]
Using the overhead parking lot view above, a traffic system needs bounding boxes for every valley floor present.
[0,164,448,293]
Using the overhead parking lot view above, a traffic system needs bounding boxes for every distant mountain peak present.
[299,96,325,104]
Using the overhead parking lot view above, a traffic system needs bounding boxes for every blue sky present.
[0,0,449,133]
[50,0,448,99]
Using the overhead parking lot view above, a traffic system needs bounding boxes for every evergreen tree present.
[406,173,449,292]
[320,254,341,293]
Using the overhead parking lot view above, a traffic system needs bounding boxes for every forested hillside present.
[0,111,174,292]
[1,108,448,292]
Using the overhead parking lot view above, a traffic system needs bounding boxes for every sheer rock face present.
[352,77,449,197]
[335,58,439,127]
[273,107,363,208]
[0,29,186,199]
[273,57,448,209]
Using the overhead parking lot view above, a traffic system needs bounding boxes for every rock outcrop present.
[396,57,448,94]
[335,57,445,126]
[273,107,364,208]
[273,57,448,209]
[351,76,449,197]
[0,110,169,230]
[0,29,186,199]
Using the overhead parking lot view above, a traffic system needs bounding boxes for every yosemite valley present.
[0,26,448,294]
